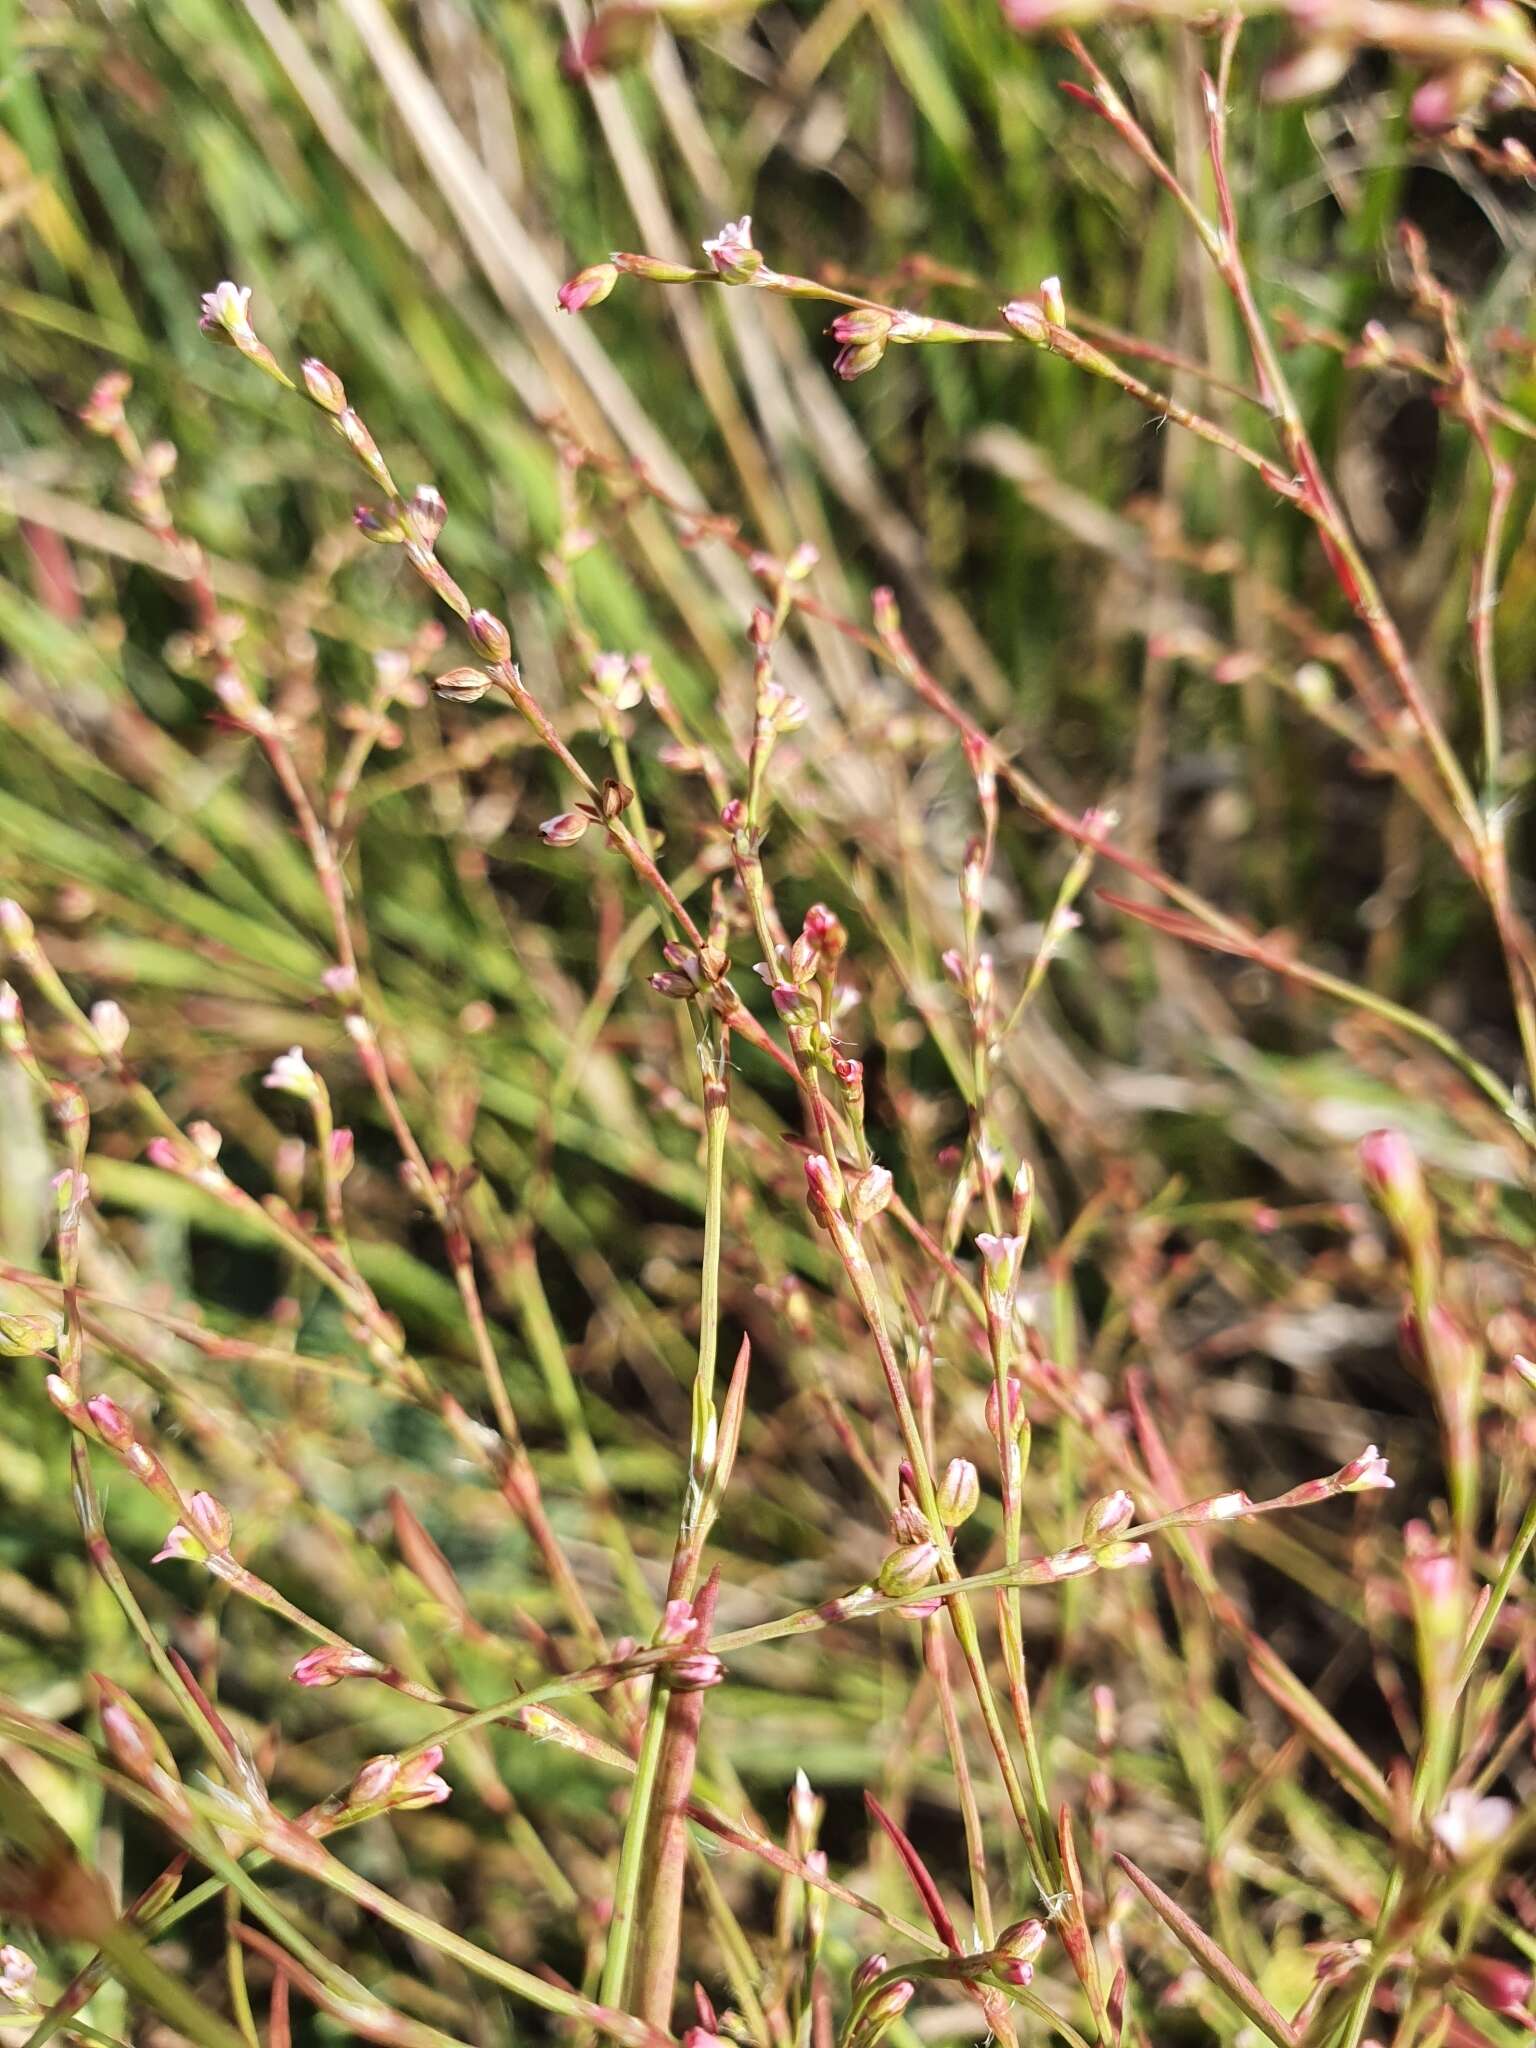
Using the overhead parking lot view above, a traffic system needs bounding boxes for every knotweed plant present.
[0,12,1534,2048]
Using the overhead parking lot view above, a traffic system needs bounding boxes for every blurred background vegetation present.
[1,2,1535,2045]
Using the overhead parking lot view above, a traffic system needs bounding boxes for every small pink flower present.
[556,262,619,314]
[292,1645,382,1688]
[701,216,762,283]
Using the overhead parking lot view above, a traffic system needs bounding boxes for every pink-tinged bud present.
[187,1490,232,1550]
[834,340,887,381]
[996,1918,1047,1973]
[804,1153,842,1223]
[329,1127,355,1182]
[854,1978,915,2042]
[0,1946,37,2004]
[829,308,894,347]
[668,1651,726,1692]
[1096,1538,1152,1572]
[291,1645,383,1688]
[701,215,763,284]
[410,484,447,545]
[301,359,347,414]
[1358,1130,1437,1264]
[878,1540,939,1598]
[432,666,492,705]
[355,503,407,544]
[1335,1443,1393,1493]
[1431,1787,1514,1861]
[390,1744,452,1809]
[263,1044,319,1101]
[539,811,591,847]
[1040,275,1066,325]
[85,1394,135,1449]
[613,251,702,282]
[984,1373,1027,1441]
[96,1676,174,1785]
[1002,298,1049,343]
[188,1122,224,1171]
[0,1312,60,1358]
[681,2031,729,2048]
[657,1597,698,1646]
[1454,1955,1533,2017]
[936,1457,981,1526]
[145,1136,180,1172]
[888,1501,929,1547]
[1083,1489,1136,1543]
[847,1165,893,1224]
[79,372,132,437]
[89,999,129,1054]
[351,1754,401,1806]
[853,1955,888,1995]
[466,610,512,663]
[556,262,619,314]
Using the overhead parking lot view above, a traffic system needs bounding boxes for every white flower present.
[1432,1788,1514,1861]
[199,281,255,343]
[90,998,129,1054]
[262,1044,319,1101]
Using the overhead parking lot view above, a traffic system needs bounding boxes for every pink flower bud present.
[852,1955,888,1994]
[350,1754,401,1806]
[263,1045,319,1101]
[89,999,129,1055]
[834,340,887,381]
[79,372,132,437]
[1455,1955,1533,2017]
[804,1153,842,1223]
[1083,1489,1136,1544]
[1096,1538,1152,1572]
[878,1540,939,1598]
[936,1457,981,1526]
[771,981,818,1024]
[975,1231,1025,1308]
[292,1645,383,1688]
[539,811,591,847]
[301,359,347,414]
[557,262,619,314]
[85,1395,135,1449]
[855,1979,915,2041]
[187,1490,232,1550]
[1358,1129,1437,1263]
[410,485,447,545]
[466,611,512,663]
[668,1651,726,1692]
[1002,298,1049,343]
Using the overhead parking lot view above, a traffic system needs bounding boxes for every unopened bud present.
[89,999,129,1055]
[540,811,591,847]
[878,1540,939,1599]
[292,1644,383,1687]
[556,262,619,314]
[984,1373,1027,1441]
[935,1457,981,1526]
[1358,1130,1437,1267]
[852,1956,888,1995]
[301,359,347,414]
[668,1651,726,1692]
[410,484,447,545]
[466,611,512,663]
[1083,1489,1136,1544]
[1040,275,1066,325]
